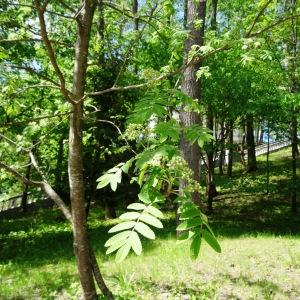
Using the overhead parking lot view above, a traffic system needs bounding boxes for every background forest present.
[0,0,299,299]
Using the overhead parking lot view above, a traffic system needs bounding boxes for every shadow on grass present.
[1,150,299,268]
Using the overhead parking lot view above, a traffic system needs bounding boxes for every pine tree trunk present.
[246,114,257,172]
[180,0,207,206]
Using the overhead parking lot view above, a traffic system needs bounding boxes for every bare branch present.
[249,13,300,38]
[13,84,61,96]
[6,2,75,20]
[0,161,40,187]
[7,64,60,87]
[97,119,137,155]
[245,0,273,37]
[34,0,74,103]
[0,111,71,127]
[0,38,71,45]
[0,161,73,222]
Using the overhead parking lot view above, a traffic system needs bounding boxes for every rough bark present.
[180,0,207,206]
[246,114,257,172]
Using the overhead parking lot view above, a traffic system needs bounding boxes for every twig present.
[34,0,74,103]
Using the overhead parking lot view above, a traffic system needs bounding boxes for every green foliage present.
[105,200,164,262]
[97,159,134,191]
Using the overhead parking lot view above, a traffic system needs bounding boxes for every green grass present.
[0,147,299,299]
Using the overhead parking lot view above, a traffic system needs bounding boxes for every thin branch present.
[7,64,60,87]
[57,0,76,13]
[6,2,75,20]
[0,111,71,127]
[245,0,273,37]
[34,0,74,103]
[0,38,70,45]
[97,119,137,155]
[13,84,61,96]
[0,162,40,187]
[0,133,73,222]
[112,3,158,87]
[249,13,300,37]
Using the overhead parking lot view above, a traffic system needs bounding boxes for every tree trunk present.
[218,121,225,175]
[206,107,217,212]
[227,123,234,177]
[289,0,298,213]
[21,158,31,213]
[179,0,207,206]
[105,201,117,219]
[246,114,257,172]
[291,110,297,212]
[132,0,139,31]
[68,2,99,299]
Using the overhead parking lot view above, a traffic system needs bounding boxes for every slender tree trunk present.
[132,0,139,31]
[179,0,207,206]
[246,114,257,172]
[105,200,117,219]
[266,123,270,194]
[205,0,218,211]
[21,158,32,213]
[227,123,234,177]
[288,0,298,212]
[68,2,99,299]
[291,110,297,212]
[259,127,264,144]
[206,108,217,212]
[218,121,225,175]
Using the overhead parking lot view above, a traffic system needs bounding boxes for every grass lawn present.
[0,147,299,299]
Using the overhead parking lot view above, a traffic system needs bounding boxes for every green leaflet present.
[121,158,134,174]
[190,234,202,260]
[130,231,142,255]
[155,120,180,142]
[106,239,127,255]
[176,218,202,231]
[119,212,141,220]
[108,221,136,233]
[202,229,221,253]
[127,203,147,210]
[179,207,200,220]
[105,231,131,247]
[145,205,164,219]
[116,242,131,263]
[176,230,195,244]
[134,222,155,239]
[140,213,163,228]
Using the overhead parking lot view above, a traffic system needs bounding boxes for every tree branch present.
[7,64,60,87]
[245,0,273,37]
[0,112,71,127]
[34,0,74,103]
[249,13,300,38]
